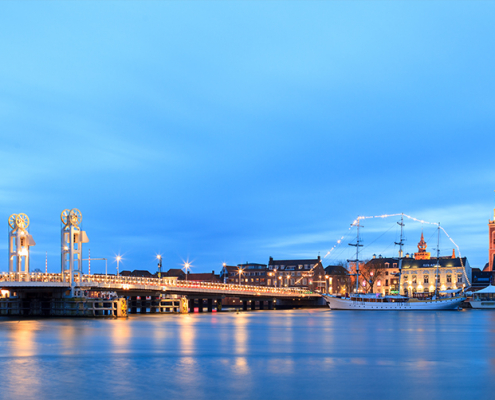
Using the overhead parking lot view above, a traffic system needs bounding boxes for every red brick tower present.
[489,208,495,271]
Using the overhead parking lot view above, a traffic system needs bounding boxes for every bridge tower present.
[61,209,89,288]
[8,213,36,278]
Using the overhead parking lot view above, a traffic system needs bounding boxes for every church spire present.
[414,231,431,260]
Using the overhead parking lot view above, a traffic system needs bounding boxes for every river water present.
[1,309,495,400]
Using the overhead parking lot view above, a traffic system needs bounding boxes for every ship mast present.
[394,213,405,295]
[435,222,440,298]
[348,217,363,294]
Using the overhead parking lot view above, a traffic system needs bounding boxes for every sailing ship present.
[323,214,467,311]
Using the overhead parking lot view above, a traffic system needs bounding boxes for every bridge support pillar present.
[198,298,204,312]
[242,300,248,311]
[150,296,158,313]
[251,301,256,311]
[216,299,222,312]
[188,298,195,312]
[259,301,264,310]
[180,297,189,313]
[140,298,147,314]
[130,296,138,314]
[268,300,274,310]
[207,298,213,312]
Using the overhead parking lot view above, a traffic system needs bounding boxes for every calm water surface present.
[1,309,495,400]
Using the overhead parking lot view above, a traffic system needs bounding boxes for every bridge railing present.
[0,272,315,296]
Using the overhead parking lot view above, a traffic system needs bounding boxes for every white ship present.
[323,292,466,311]
[324,214,467,311]
[468,285,495,309]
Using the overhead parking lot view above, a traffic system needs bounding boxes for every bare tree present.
[360,259,387,293]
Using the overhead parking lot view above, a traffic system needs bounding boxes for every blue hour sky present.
[1,1,494,275]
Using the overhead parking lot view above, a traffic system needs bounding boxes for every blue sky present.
[1,1,494,275]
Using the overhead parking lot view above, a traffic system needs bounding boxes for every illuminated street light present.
[157,254,162,279]
[183,261,191,282]
[115,255,122,276]
[238,268,244,286]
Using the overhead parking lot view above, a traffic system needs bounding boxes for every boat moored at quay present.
[323,292,466,311]
[325,214,468,311]
[468,284,495,309]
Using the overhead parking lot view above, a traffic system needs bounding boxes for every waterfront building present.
[324,265,350,295]
[471,268,493,289]
[220,265,242,284]
[267,256,326,291]
[364,234,472,296]
[184,271,221,283]
[238,263,268,286]
[120,270,155,278]
[219,263,267,285]
[165,268,186,279]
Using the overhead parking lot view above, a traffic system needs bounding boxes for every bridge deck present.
[0,273,320,299]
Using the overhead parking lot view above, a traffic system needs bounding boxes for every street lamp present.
[222,262,227,284]
[157,255,162,279]
[183,262,191,282]
[238,268,244,286]
[325,275,330,293]
[115,255,122,276]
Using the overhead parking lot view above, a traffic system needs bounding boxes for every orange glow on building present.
[414,232,431,260]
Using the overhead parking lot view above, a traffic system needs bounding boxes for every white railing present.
[0,272,316,296]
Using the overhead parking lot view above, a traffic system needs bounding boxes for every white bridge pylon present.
[8,213,36,278]
[61,208,89,288]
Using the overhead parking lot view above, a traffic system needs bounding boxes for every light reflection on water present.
[1,309,495,400]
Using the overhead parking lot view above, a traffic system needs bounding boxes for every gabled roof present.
[186,272,221,282]
[269,258,320,265]
[166,268,186,277]
[130,270,154,277]
[325,265,349,275]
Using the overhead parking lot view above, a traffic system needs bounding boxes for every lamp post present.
[183,262,191,282]
[238,268,244,286]
[115,255,122,277]
[325,275,330,293]
[157,255,162,279]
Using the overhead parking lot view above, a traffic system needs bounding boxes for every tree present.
[360,259,387,293]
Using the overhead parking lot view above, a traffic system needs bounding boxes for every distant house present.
[471,267,494,289]
[165,268,186,279]
[186,271,221,283]
[238,263,268,286]
[267,256,326,291]
[324,265,350,294]
[120,270,155,278]
[220,265,238,284]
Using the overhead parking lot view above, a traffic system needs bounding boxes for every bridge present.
[0,272,323,317]
[2,209,323,318]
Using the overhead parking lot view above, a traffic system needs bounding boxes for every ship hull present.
[323,295,465,311]
[468,301,495,309]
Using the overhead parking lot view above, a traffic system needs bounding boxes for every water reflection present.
[178,315,196,355]
[1,311,495,400]
[233,313,248,355]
